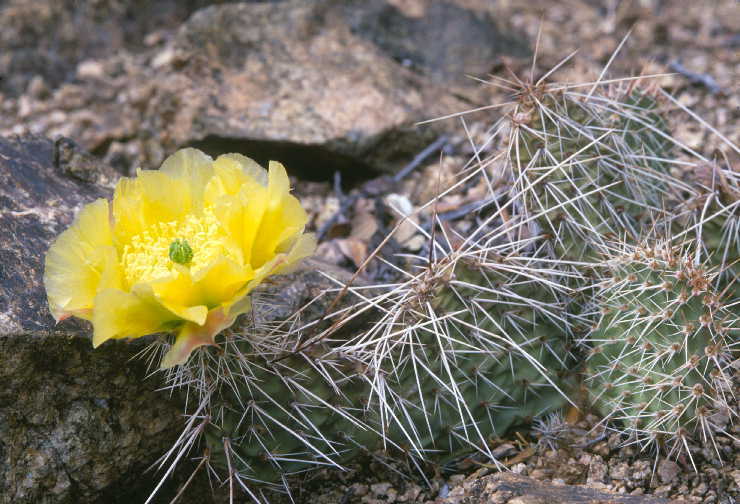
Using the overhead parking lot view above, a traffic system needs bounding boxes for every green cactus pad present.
[508,87,681,262]
[190,245,574,485]
[584,241,737,450]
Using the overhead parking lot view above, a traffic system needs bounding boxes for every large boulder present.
[0,1,528,180]
[0,135,191,503]
[147,0,526,178]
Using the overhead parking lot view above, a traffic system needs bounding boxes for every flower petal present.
[148,257,253,324]
[204,154,267,206]
[191,256,255,307]
[227,233,316,319]
[250,161,309,268]
[249,233,317,290]
[224,153,268,185]
[91,285,180,347]
[160,307,236,369]
[160,148,214,213]
[206,157,267,260]
[160,301,209,327]
[44,199,121,321]
[271,232,318,276]
[112,170,191,241]
[112,149,216,243]
[239,184,269,265]
[148,271,208,326]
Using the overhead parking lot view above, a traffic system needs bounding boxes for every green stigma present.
[168,239,193,265]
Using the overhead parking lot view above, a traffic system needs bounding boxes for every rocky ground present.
[0,0,737,503]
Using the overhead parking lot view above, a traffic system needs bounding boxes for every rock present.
[1,1,529,182]
[657,459,680,485]
[26,75,50,100]
[0,136,114,334]
[146,0,465,178]
[0,135,171,503]
[0,0,227,97]
[342,0,529,84]
[0,328,185,504]
[76,60,106,80]
[587,454,607,485]
[0,135,197,504]
[53,137,122,186]
[438,473,682,504]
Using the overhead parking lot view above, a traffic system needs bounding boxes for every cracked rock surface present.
[0,135,186,503]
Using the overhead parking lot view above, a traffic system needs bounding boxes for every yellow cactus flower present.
[44,148,316,368]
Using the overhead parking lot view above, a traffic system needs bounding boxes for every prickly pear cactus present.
[583,240,737,452]
[349,247,575,463]
[507,86,682,261]
[199,342,377,484]
[163,238,574,489]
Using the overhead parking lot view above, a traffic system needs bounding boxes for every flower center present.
[168,239,193,264]
[121,208,233,286]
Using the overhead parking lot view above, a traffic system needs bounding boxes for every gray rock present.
[1,1,529,181]
[0,136,115,334]
[343,0,529,84]
[0,135,192,503]
[657,459,680,484]
[437,473,681,504]
[149,0,464,177]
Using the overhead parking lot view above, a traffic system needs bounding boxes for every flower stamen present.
[169,239,193,265]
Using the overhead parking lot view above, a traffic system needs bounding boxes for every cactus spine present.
[582,240,737,455]
[505,84,684,261]
[342,233,575,461]
[158,222,575,490]
[687,163,739,298]
[148,52,738,499]
[492,74,737,459]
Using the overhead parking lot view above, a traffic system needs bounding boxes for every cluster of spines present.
[148,220,576,499]
[505,83,689,262]
[582,241,736,459]
[151,299,383,497]
[473,71,736,461]
[342,227,576,461]
[685,162,739,297]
